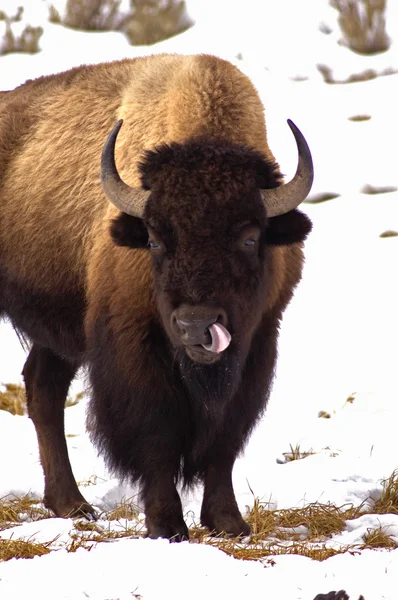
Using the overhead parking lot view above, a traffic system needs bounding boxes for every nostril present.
[215,310,228,329]
[174,316,189,336]
[177,323,187,336]
[171,315,179,334]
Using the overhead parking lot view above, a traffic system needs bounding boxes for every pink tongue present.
[202,323,231,353]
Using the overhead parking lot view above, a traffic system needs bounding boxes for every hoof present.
[201,511,251,538]
[146,520,189,541]
[44,495,97,520]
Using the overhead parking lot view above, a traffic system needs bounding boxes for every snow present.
[0,1,398,598]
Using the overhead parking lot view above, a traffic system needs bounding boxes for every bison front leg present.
[23,345,95,519]
[201,454,250,537]
[142,471,188,541]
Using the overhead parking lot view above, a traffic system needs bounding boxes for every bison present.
[0,53,313,540]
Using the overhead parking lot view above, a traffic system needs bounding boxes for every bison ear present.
[110,213,149,248]
[266,209,312,246]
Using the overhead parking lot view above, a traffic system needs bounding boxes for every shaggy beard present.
[175,346,242,412]
[174,345,244,475]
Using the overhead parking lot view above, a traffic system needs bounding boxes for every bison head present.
[101,121,312,395]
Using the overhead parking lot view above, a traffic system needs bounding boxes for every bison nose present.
[171,308,228,347]
[173,316,216,345]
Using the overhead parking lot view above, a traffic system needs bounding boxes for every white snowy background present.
[0,0,398,598]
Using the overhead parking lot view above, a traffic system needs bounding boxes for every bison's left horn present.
[101,119,150,217]
[261,120,313,217]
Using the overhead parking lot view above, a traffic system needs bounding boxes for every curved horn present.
[261,119,314,217]
[101,119,150,217]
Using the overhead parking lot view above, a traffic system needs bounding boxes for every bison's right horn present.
[261,119,314,218]
[101,119,150,217]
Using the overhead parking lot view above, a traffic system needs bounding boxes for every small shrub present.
[330,0,390,54]
[49,0,124,31]
[123,0,192,46]
[49,0,193,46]
[0,7,43,55]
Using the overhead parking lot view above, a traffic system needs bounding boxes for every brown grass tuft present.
[0,383,84,415]
[361,184,397,195]
[106,498,141,521]
[282,443,315,462]
[0,538,53,561]
[362,525,398,549]
[189,524,357,562]
[0,7,42,55]
[248,500,365,543]
[65,391,85,408]
[317,63,397,84]
[0,384,26,415]
[330,0,390,54]
[0,495,52,531]
[49,0,123,30]
[372,470,398,515]
[348,114,372,122]
[49,0,192,46]
[379,230,398,238]
[66,516,146,552]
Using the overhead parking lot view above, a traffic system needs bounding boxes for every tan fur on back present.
[0,54,291,311]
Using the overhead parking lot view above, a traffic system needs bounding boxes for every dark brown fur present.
[0,54,311,539]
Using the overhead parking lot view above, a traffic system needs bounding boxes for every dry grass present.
[65,391,85,408]
[66,511,146,553]
[248,500,365,542]
[0,495,145,559]
[379,230,398,238]
[49,0,192,46]
[330,0,390,54]
[281,443,315,462]
[0,495,52,531]
[0,383,84,415]
[190,525,357,562]
[0,538,53,560]
[2,453,398,563]
[0,7,42,55]
[318,410,332,418]
[49,0,124,31]
[362,525,397,549]
[317,62,397,84]
[1,493,395,563]
[0,384,26,415]
[372,470,398,515]
[122,0,192,46]
[348,114,372,122]
[106,498,141,521]
[361,184,397,195]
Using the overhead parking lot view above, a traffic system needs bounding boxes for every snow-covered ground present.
[0,1,398,598]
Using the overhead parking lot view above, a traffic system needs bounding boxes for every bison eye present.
[243,238,257,248]
[148,239,160,250]
[236,226,261,255]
